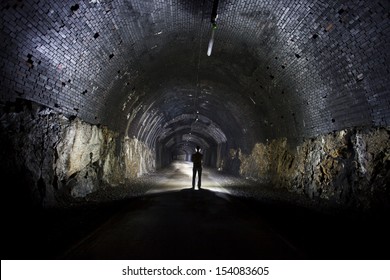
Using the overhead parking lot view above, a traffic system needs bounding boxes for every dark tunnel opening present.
[0,0,389,260]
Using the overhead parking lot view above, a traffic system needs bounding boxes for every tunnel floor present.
[59,161,302,259]
[3,161,390,260]
[61,190,301,259]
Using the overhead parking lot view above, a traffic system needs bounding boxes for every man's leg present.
[192,168,196,189]
[198,168,202,189]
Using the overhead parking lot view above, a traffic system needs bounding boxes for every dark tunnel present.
[1,0,389,260]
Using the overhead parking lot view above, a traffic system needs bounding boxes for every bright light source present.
[145,160,231,196]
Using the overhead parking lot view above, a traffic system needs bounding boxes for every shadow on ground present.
[2,183,389,260]
[60,188,303,260]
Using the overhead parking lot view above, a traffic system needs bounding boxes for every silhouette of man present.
[191,146,203,189]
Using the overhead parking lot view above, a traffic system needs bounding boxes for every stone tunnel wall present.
[0,100,155,208]
[238,127,390,210]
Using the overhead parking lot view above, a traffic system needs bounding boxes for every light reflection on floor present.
[146,160,231,197]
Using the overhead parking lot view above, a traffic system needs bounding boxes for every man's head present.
[196,146,200,151]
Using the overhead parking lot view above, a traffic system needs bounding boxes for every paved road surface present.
[62,161,304,259]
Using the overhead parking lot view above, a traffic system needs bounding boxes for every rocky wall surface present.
[0,100,155,208]
[239,128,390,210]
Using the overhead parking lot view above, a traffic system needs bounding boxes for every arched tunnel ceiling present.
[1,0,389,154]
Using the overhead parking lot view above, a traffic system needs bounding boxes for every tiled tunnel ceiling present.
[1,0,389,153]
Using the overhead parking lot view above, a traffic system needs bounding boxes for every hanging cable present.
[211,0,219,23]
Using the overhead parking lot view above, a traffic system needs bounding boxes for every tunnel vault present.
[0,0,389,210]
